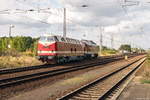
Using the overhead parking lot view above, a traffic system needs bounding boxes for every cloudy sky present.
[0,0,150,49]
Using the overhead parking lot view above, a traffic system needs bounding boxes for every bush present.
[0,36,39,57]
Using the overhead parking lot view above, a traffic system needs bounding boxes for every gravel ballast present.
[6,55,145,100]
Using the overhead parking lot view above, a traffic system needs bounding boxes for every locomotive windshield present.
[39,36,56,42]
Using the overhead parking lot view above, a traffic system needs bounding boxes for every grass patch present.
[99,49,118,56]
[141,80,150,84]
[0,49,41,69]
[139,54,150,84]
[0,55,43,69]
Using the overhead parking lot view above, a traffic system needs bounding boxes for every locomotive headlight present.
[38,50,41,53]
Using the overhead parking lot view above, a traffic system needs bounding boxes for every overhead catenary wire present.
[0,0,142,49]
[116,0,144,48]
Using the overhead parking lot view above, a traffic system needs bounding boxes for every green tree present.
[119,44,131,52]
[0,36,39,56]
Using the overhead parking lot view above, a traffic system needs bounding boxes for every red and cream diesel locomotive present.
[37,35,99,63]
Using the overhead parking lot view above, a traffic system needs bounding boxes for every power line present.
[116,0,145,48]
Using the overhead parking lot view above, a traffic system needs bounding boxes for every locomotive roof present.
[40,35,82,44]
[40,35,97,46]
[81,39,97,46]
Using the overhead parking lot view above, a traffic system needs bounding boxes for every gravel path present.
[117,76,150,100]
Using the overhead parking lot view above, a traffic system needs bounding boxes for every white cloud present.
[0,0,150,49]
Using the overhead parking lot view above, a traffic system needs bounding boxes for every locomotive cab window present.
[39,36,47,42]
[47,37,55,42]
[40,36,56,42]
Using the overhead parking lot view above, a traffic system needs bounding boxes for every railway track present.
[0,54,139,75]
[0,54,145,100]
[0,55,125,89]
[0,54,144,89]
[59,57,146,100]
[0,55,122,75]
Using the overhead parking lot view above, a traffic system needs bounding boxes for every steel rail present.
[98,58,145,100]
[0,55,123,75]
[59,57,145,100]
[0,55,124,89]
[0,53,141,75]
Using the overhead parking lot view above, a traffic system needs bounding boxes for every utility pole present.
[99,27,103,55]
[8,25,14,48]
[63,8,66,38]
[111,33,114,49]
[9,25,14,37]
[9,26,12,38]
